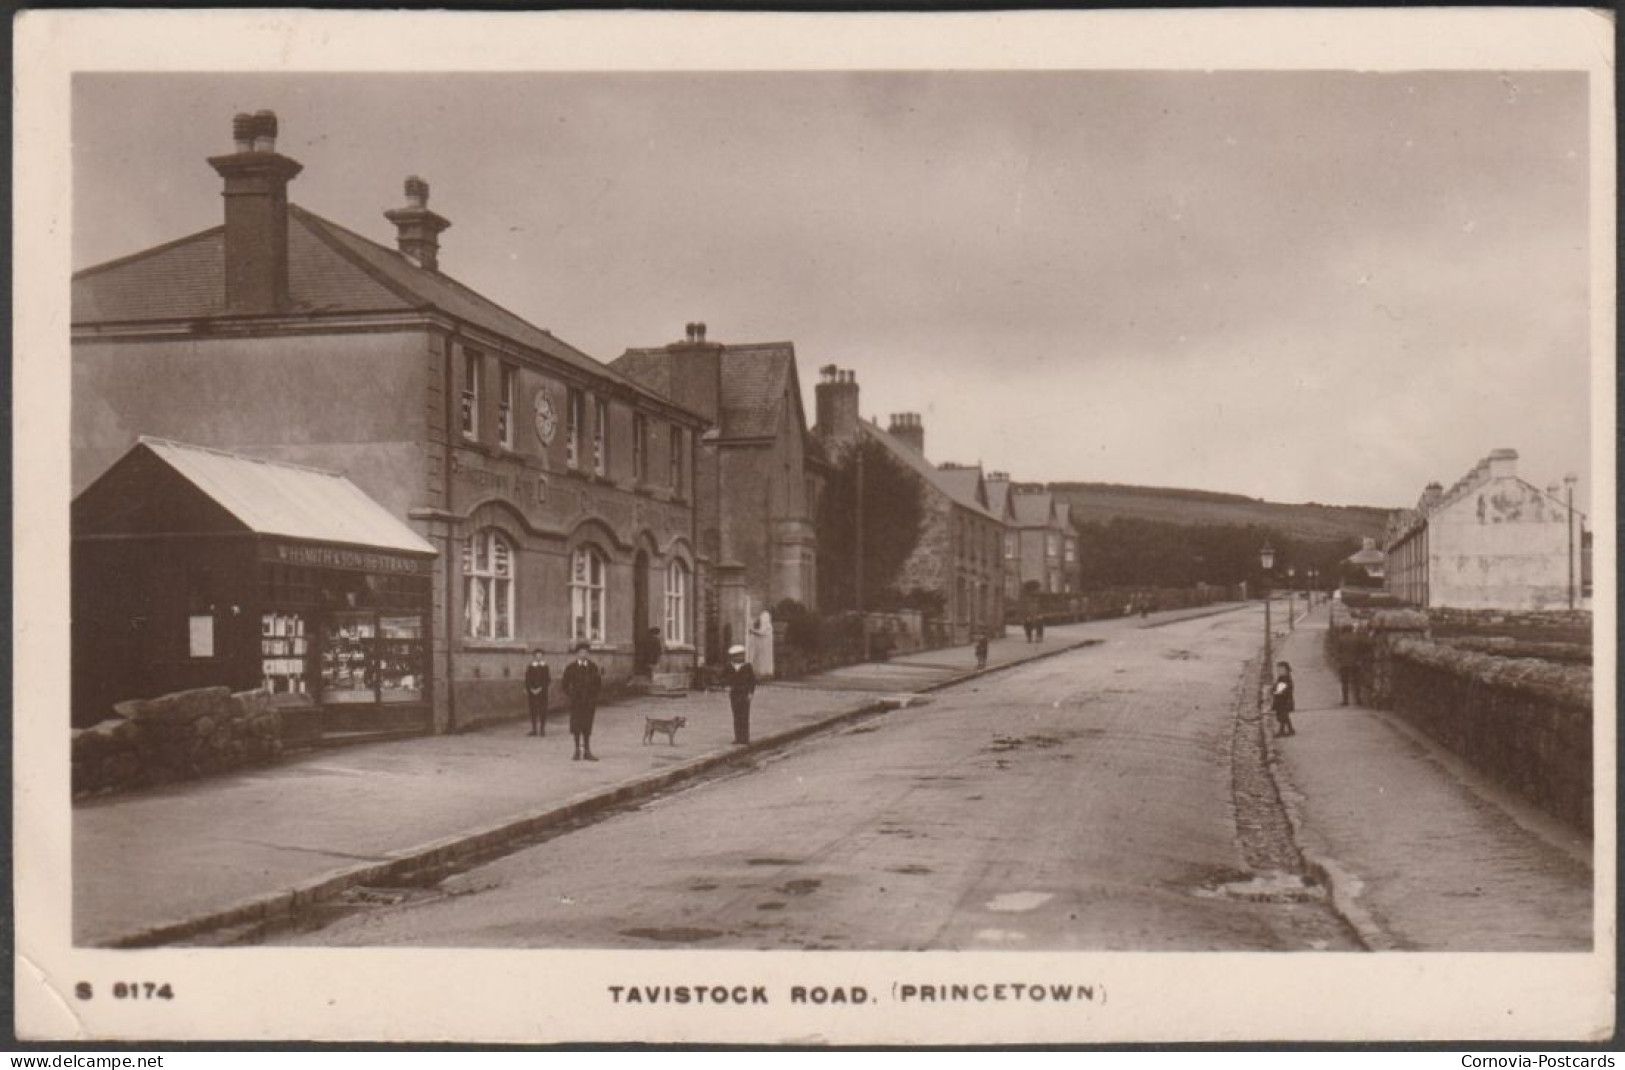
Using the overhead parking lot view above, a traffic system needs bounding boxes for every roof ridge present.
[293,204,669,403]
[139,435,346,479]
[288,204,442,310]
[72,223,226,281]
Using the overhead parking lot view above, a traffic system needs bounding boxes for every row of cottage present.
[1376,448,1591,612]
[69,109,1078,736]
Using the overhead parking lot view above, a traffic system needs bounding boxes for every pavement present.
[1264,602,1594,951]
[77,610,1233,948]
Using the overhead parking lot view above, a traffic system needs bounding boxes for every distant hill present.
[1047,481,1392,544]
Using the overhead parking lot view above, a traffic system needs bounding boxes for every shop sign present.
[263,542,430,575]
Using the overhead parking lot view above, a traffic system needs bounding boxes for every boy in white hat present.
[725,644,756,744]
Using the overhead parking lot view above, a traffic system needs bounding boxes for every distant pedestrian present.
[1022,616,1035,643]
[974,631,989,669]
[1332,625,1361,705]
[1035,617,1045,642]
[1271,661,1296,737]
[524,649,551,736]
[562,642,603,761]
[724,644,756,744]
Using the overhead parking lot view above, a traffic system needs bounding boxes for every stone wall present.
[72,686,284,799]
[1384,639,1592,832]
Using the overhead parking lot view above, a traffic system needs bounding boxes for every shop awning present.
[138,437,436,555]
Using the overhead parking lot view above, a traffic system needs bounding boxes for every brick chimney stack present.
[384,175,452,273]
[208,110,303,314]
[815,366,861,444]
[888,412,924,453]
[660,320,722,422]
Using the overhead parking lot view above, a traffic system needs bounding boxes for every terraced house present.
[813,368,1007,641]
[614,324,828,664]
[71,110,707,737]
[985,476,1079,601]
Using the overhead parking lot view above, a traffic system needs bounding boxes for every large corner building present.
[71,110,707,734]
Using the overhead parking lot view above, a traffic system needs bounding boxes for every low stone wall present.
[1427,607,1592,646]
[1385,638,1592,832]
[72,686,284,799]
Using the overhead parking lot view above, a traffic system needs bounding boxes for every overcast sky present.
[73,71,1593,510]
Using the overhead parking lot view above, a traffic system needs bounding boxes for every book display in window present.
[260,612,310,698]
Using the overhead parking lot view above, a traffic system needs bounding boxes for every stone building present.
[812,367,1006,639]
[1383,448,1590,611]
[613,324,828,662]
[985,475,1080,601]
[71,109,707,735]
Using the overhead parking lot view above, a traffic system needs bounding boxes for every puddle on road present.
[891,865,933,875]
[986,891,1055,913]
[746,857,799,866]
[779,878,822,896]
[974,928,1029,942]
[1193,871,1322,904]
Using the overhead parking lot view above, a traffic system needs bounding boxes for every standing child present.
[974,631,989,669]
[562,642,603,761]
[524,649,551,736]
[1271,661,1296,737]
[725,644,756,745]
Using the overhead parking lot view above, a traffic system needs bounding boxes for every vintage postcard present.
[13,8,1616,1045]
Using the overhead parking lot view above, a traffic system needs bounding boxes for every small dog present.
[642,715,688,746]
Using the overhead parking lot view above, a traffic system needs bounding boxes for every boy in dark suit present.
[562,642,603,761]
[524,649,551,736]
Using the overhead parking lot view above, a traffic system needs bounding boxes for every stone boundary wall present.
[72,686,284,799]
[1427,607,1592,646]
[1384,638,1592,833]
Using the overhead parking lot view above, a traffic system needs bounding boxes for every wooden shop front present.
[72,439,437,741]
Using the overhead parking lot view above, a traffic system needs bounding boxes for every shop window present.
[593,397,609,476]
[669,426,684,495]
[633,413,648,482]
[498,364,517,450]
[571,545,607,645]
[462,349,483,439]
[463,528,516,640]
[261,612,309,698]
[664,559,689,646]
[566,388,583,470]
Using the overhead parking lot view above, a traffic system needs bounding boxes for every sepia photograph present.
[14,8,1616,1046]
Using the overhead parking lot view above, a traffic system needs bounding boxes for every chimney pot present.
[252,110,278,152]
[232,113,255,152]
[697,322,707,342]
[405,175,429,208]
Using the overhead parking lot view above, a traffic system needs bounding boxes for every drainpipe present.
[442,326,462,733]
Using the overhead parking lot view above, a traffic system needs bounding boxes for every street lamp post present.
[1259,542,1276,673]
[1564,473,1578,611]
[1287,567,1296,630]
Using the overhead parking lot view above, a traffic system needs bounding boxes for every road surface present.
[267,609,1357,950]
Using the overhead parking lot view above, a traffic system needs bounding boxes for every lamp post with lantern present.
[1564,473,1578,611]
[1260,542,1276,670]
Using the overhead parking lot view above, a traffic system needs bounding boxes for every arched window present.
[664,559,689,646]
[463,528,515,640]
[570,546,607,644]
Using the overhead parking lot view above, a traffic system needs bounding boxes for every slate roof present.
[859,422,1000,522]
[138,437,436,554]
[614,342,802,442]
[934,465,988,511]
[1011,490,1057,528]
[72,205,681,413]
[985,479,1014,519]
